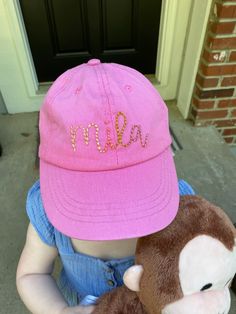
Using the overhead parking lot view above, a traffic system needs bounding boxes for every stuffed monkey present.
[92,195,236,314]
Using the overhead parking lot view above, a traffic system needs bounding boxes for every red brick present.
[221,76,236,86]
[216,3,236,18]
[200,63,236,76]
[213,119,236,127]
[192,97,215,109]
[195,86,234,99]
[196,74,218,87]
[196,110,228,119]
[218,99,236,108]
[232,109,236,117]
[223,128,236,136]
[229,51,236,62]
[203,50,227,63]
[211,22,235,34]
[208,37,236,50]
[224,137,234,143]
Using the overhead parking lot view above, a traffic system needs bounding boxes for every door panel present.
[104,0,134,48]
[50,0,86,52]
[19,0,162,82]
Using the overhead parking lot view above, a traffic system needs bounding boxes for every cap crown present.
[39,61,171,171]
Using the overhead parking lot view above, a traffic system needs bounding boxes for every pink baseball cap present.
[39,58,179,240]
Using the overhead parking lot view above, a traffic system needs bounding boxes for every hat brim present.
[40,147,179,240]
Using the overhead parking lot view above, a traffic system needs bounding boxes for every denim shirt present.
[26,179,195,306]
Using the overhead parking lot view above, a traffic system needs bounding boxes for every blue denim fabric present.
[26,179,195,306]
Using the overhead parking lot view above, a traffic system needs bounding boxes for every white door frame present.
[0,0,211,114]
[177,0,212,118]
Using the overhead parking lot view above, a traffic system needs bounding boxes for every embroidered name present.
[70,111,148,153]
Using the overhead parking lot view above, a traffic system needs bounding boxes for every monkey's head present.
[124,195,236,314]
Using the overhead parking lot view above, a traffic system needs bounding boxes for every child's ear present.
[123,265,144,292]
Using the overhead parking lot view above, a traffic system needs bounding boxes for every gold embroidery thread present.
[70,111,148,153]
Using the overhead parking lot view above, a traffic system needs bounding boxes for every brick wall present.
[190,0,236,146]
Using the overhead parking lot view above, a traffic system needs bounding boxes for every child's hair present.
[38,59,179,241]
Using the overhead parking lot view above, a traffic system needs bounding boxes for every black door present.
[19,0,162,82]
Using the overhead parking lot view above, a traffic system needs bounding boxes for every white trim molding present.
[0,0,43,113]
[6,0,39,96]
[155,0,193,100]
[156,0,178,86]
[177,0,212,118]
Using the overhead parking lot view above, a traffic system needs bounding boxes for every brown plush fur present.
[93,195,236,314]
[93,286,147,314]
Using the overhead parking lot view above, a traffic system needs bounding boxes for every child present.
[16,59,195,314]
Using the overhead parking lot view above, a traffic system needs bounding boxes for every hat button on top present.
[87,58,101,66]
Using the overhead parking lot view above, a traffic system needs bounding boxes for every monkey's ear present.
[123,265,144,291]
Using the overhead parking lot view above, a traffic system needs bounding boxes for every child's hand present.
[61,305,96,314]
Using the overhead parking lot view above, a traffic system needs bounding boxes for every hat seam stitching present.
[102,64,119,166]
[43,170,173,222]
[100,64,119,165]
[93,63,118,162]
[48,167,168,215]
[42,153,175,217]
[43,149,170,207]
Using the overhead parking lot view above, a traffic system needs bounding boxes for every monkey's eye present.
[200,283,212,291]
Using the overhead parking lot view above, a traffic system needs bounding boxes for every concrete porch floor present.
[0,102,236,313]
